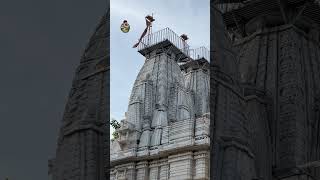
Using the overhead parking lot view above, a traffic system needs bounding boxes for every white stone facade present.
[110,30,210,179]
[110,151,209,180]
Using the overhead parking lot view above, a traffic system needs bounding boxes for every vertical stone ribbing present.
[277,29,306,168]
[211,5,257,180]
[50,14,108,180]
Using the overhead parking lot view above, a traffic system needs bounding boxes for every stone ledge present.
[110,142,210,167]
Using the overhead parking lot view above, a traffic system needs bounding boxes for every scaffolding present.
[138,27,190,55]
[137,27,209,62]
[189,47,210,61]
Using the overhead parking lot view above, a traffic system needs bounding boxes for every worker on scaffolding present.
[133,15,155,48]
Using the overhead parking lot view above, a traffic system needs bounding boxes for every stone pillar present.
[159,159,169,180]
[136,161,148,180]
[149,160,160,180]
[114,163,136,180]
[156,54,169,107]
[193,151,209,180]
[277,29,306,169]
[139,117,152,148]
[151,109,167,146]
[195,115,210,145]
[125,163,136,180]
[168,152,193,179]
[127,98,142,130]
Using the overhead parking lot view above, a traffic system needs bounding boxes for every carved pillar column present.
[159,159,169,180]
[193,151,209,180]
[168,152,193,179]
[136,161,148,180]
[125,163,136,180]
[149,160,160,180]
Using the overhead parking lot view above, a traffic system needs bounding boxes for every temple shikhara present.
[210,1,320,179]
[110,23,210,179]
[49,13,109,180]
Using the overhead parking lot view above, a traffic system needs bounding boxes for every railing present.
[189,47,210,61]
[138,27,190,56]
[137,27,210,61]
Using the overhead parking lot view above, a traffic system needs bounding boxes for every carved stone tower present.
[49,13,109,180]
[211,1,320,179]
[110,28,210,179]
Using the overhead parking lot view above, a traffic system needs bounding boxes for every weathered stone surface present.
[51,1,320,179]
[212,1,320,179]
[110,28,210,179]
[211,4,257,180]
[49,12,109,180]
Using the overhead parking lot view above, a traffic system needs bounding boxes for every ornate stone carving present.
[50,13,108,180]
[110,27,209,179]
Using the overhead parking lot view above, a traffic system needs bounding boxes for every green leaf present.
[110,118,120,129]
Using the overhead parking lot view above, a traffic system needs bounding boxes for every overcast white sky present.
[110,0,209,138]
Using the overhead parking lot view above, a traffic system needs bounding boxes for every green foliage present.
[111,118,120,139]
[110,118,120,129]
[112,131,119,139]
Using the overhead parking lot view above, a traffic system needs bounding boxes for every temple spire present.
[49,12,108,180]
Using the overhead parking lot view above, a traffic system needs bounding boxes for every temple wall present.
[110,115,210,161]
[110,151,209,180]
[234,24,320,179]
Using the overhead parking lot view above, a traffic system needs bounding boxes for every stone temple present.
[49,1,320,179]
[49,13,109,180]
[110,28,210,179]
[211,1,320,179]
